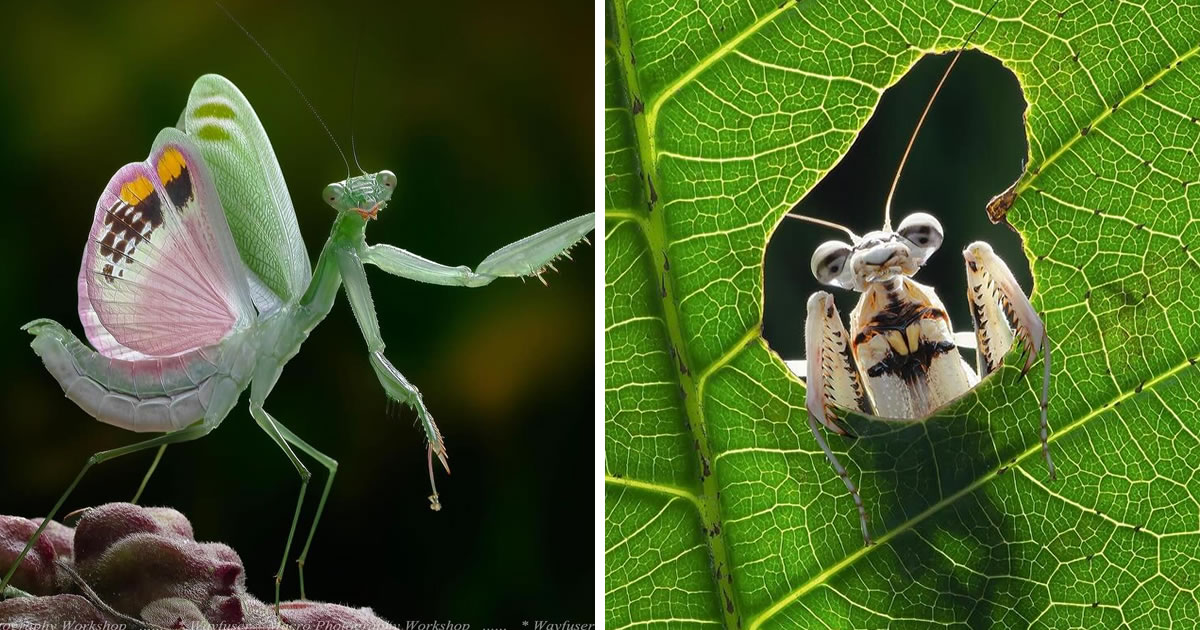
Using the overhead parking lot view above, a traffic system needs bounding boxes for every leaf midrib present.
[608,0,748,626]
[1016,42,1200,195]
[733,38,1200,625]
[613,4,1200,629]
[745,353,1199,629]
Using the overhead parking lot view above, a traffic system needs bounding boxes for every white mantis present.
[783,3,1053,545]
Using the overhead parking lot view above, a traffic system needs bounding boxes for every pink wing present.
[78,130,254,359]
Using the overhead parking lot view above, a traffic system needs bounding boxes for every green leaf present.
[604,1,1200,628]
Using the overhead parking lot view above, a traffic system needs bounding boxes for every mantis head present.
[810,212,944,292]
[322,170,397,221]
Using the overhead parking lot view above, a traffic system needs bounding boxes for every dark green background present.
[0,1,592,625]
[764,50,1032,361]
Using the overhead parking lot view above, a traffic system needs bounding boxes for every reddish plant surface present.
[1,503,396,629]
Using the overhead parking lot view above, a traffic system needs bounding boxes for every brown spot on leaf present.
[986,181,1018,224]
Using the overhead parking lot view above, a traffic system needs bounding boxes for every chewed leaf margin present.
[607,0,1200,628]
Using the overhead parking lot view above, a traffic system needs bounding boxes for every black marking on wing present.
[874,290,945,330]
[164,164,194,208]
[855,288,956,383]
[98,194,164,284]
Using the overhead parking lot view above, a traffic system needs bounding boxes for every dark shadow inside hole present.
[758,52,1053,624]
[763,49,1030,362]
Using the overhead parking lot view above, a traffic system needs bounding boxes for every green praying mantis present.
[0,73,593,605]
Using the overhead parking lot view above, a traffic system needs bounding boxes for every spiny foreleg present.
[370,351,448,510]
[362,213,594,287]
[964,242,1054,479]
[337,247,449,510]
[804,292,875,544]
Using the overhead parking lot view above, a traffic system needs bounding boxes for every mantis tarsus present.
[782,1,1053,545]
[0,74,593,605]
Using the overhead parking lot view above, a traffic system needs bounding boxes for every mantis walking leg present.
[0,423,216,594]
[337,248,448,508]
[269,420,337,601]
[248,402,311,611]
[130,444,168,504]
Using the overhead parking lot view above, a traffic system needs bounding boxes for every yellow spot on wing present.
[156,147,186,184]
[886,330,909,356]
[905,324,921,353]
[120,176,154,204]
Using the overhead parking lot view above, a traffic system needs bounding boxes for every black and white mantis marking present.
[784,2,1053,545]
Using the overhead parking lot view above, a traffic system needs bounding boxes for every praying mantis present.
[0,73,593,604]
[782,2,1053,545]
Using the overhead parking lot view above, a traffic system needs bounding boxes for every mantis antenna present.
[349,15,369,176]
[882,0,1000,231]
[213,0,353,181]
[348,0,369,176]
[785,213,861,244]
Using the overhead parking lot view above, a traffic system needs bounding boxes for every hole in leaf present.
[763,50,1031,371]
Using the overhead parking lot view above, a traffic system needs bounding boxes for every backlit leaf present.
[604,1,1200,628]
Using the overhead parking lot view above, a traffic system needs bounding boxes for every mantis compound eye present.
[897,212,944,257]
[323,184,345,205]
[377,170,397,189]
[811,240,853,287]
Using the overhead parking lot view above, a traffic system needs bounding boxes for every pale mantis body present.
[1,74,593,604]
[782,3,1053,545]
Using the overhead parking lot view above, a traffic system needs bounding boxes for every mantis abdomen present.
[25,319,251,433]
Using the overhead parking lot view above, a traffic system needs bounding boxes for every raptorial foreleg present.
[804,292,875,544]
[361,213,594,287]
[337,248,449,510]
[964,241,1054,479]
